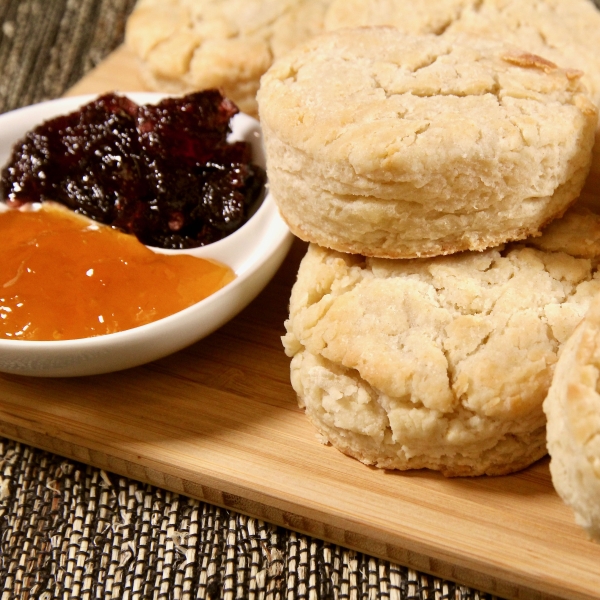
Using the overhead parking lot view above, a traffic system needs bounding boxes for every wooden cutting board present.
[1,45,599,600]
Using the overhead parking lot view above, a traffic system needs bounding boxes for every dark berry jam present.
[0,91,266,249]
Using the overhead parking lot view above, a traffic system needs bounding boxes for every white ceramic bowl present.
[0,93,293,377]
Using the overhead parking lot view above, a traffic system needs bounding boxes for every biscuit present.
[257,28,597,258]
[544,296,600,541]
[282,224,600,475]
[125,0,330,117]
[324,0,600,110]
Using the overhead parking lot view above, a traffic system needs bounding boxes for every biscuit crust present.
[258,28,597,258]
[544,297,600,541]
[283,236,600,476]
[325,0,600,110]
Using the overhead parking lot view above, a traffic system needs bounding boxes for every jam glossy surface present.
[0,91,266,249]
[0,205,235,341]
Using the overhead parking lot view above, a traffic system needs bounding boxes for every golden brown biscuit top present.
[284,241,600,424]
[258,28,596,187]
[324,0,600,108]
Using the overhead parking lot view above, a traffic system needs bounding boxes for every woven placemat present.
[0,0,136,114]
[0,438,495,600]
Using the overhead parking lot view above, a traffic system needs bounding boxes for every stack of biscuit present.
[256,25,600,481]
[125,0,600,540]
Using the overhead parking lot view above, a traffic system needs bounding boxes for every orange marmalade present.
[0,205,235,341]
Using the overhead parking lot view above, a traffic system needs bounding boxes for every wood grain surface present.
[1,45,599,600]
